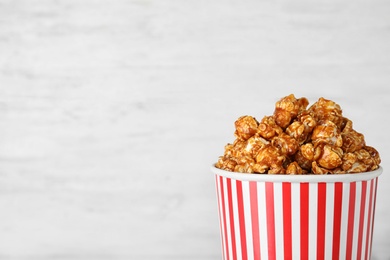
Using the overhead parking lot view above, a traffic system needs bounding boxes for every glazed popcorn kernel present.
[215,94,381,174]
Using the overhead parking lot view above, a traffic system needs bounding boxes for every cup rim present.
[211,165,383,183]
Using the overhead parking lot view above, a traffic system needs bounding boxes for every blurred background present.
[0,0,389,259]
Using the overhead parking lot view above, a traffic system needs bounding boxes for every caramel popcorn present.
[216,94,381,174]
[274,94,309,128]
[234,115,259,140]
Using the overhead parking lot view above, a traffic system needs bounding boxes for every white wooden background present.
[0,0,389,259]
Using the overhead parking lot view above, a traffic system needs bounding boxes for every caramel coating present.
[286,161,305,175]
[272,133,299,156]
[365,146,381,167]
[216,94,381,174]
[274,94,309,128]
[311,120,343,147]
[308,97,343,128]
[311,161,330,175]
[295,143,314,170]
[316,143,343,169]
[255,144,285,174]
[286,111,317,144]
[341,119,365,153]
[234,115,259,140]
[245,135,269,157]
[258,116,283,139]
[216,156,237,172]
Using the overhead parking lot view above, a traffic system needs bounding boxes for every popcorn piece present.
[347,146,381,172]
[273,94,309,128]
[295,143,315,170]
[312,161,331,175]
[341,152,358,172]
[255,144,285,174]
[234,115,259,140]
[258,116,283,139]
[272,133,299,156]
[365,146,381,167]
[224,140,247,158]
[216,94,380,174]
[216,156,237,172]
[245,135,269,157]
[234,155,257,173]
[311,120,343,147]
[286,111,317,144]
[341,119,365,153]
[316,143,343,170]
[308,97,343,128]
[286,161,305,175]
[341,149,372,173]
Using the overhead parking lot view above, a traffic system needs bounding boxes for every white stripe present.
[273,182,284,260]
[339,182,350,260]
[324,182,335,260]
[366,178,377,258]
[372,178,378,251]
[308,183,317,260]
[231,180,242,259]
[351,182,362,260]
[257,182,268,260]
[242,181,254,260]
[291,183,301,260]
[360,180,370,259]
[372,178,379,252]
[223,177,233,260]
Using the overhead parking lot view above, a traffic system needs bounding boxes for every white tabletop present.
[0,0,389,259]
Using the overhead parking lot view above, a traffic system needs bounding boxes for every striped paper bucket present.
[212,166,382,260]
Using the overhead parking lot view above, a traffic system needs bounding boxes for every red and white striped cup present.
[212,166,382,260]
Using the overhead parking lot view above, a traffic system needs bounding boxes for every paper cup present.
[212,166,382,260]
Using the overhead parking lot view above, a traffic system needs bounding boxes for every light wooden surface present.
[0,0,389,259]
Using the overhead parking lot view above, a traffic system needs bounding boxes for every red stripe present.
[265,182,276,260]
[346,182,356,260]
[364,179,375,260]
[216,176,225,260]
[250,182,261,260]
[236,181,248,260]
[300,183,309,260]
[357,181,367,260]
[317,183,327,260]
[282,183,292,260]
[369,178,378,259]
[227,178,237,260]
[219,176,230,260]
[332,182,343,260]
